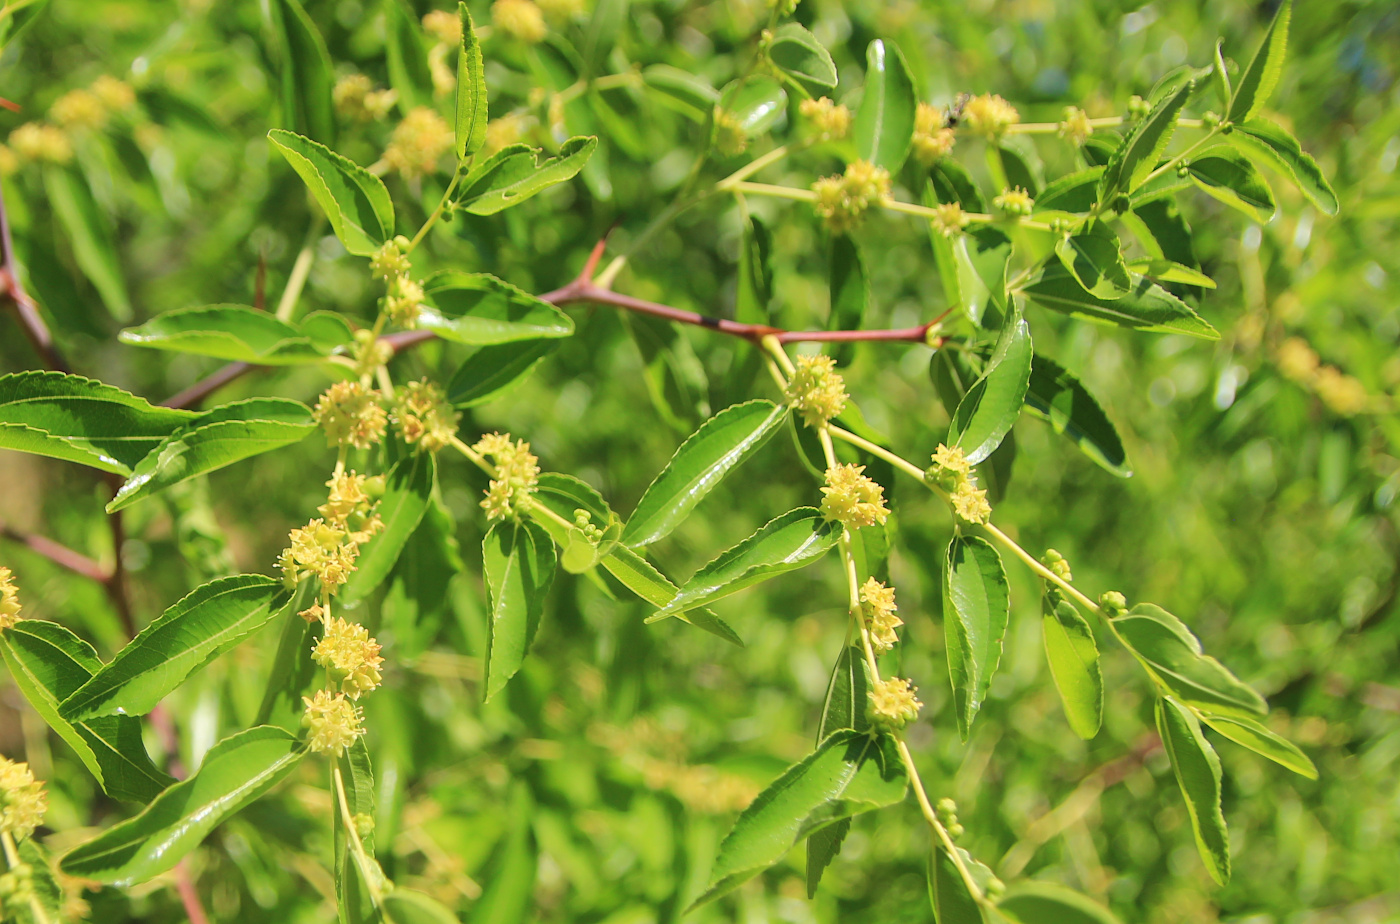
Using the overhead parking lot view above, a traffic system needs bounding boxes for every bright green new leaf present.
[456,4,487,158]
[1125,259,1216,288]
[1041,590,1103,739]
[270,0,335,145]
[1113,603,1267,716]
[0,371,197,475]
[692,731,907,908]
[943,535,1010,740]
[623,400,788,548]
[806,646,872,897]
[419,271,575,344]
[1097,80,1192,202]
[61,574,294,721]
[1055,226,1133,299]
[1188,148,1276,223]
[997,881,1123,924]
[955,227,1013,329]
[1213,39,1232,106]
[604,545,742,645]
[1156,696,1231,885]
[384,0,433,112]
[44,166,130,320]
[949,308,1032,465]
[1230,117,1338,214]
[61,726,307,886]
[718,76,787,139]
[642,64,720,118]
[735,214,772,324]
[335,738,376,921]
[854,40,915,172]
[1198,711,1317,779]
[1036,167,1105,213]
[1022,260,1219,339]
[342,451,436,604]
[267,129,393,255]
[1228,0,1291,124]
[108,398,315,511]
[1023,354,1131,477]
[448,338,559,408]
[769,23,837,89]
[0,621,173,803]
[652,508,842,619]
[119,305,347,364]
[460,136,598,215]
[455,143,542,203]
[929,847,983,924]
[483,518,557,701]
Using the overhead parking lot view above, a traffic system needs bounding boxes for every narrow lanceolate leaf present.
[335,738,376,922]
[955,228,1013,329]
[342,452,436,604]
[0,371,197,475]
[1228,0,1291,124]
[419,271,574,344]
[1055,226,1133,300]
[61,726,307,886]
[1041,590,1103,740]
[949,308,1032,465]
[854,40,916,172]
[652,508,842,619]
[271,0,335,145]
[118,305,347,364]
[388,890,465,924]
[692,731,907,909]
[456,4,487,158]
[768,23,837,89]
[1198,712,1317,778]
[623,400,788,548]
[108,398,315,512]
[943,536,1010,740]
[44,166,130,320]
[1022,260,1219,340]
[1188,149,1276,223]
[1212,39,1232,107]
[254,583,319,731]
[1229,118,1337,215]
[1097,80,1192,202]
[267,129,393,255]
[1125,259,1216,289]
[1024,354,1131,477]
[929,847,983,924]
[483,519,557,701]
[459,136,597,215]
[806,646,872,897]
[0,622,173,803]
[734,215,772,325]
[1112,603,1267,716]
[604,546,742,646]
[384,0,433,112]
[61,575,294,721]
[448,339,559,408]
[1156,697,1231,885]
[996,881,1124,924]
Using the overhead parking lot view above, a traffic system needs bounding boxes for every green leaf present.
[384,0,433,113]
[691,730,907,908]
[419,271,575,344]
[1023,354,1131,477]
[459,136,598,215]
[1131,199,1198,271]
[652,508,841,619]
[267,129,393,255]
[1156,696,1231,885]
[0,371,198,475]
[529,472,616,544]
[1097,80,1192,202]
[1198,712,1317,779]
[735,214,772,324]
[769,23,837,89]
[805,646,872,897]
[1022,260,1219,340]
[1187,148,1276,223]
[44,166,130,320]
[468,785,537,924]
[298,311,357,352]
[1230,118,1338,215]
[254,584,320,731]
[997,881,1123,924]
[827,235,868,365]
[1035,167,1104,213]
[384,497,464,659]
[1212,39,1232,106]
[342,452,436,604]
[853,39,916,172]
[61,575,294,721]
[1112,603,1267,715]
[642,64,719,119]
[270,0,335,145]
[455,143,542,203]
[456,4,487,158]
[943,535,1010,740]
[603,545,742,646]
[1228,0,1291,124]
[1125,259,1216,289]
[1055,226,1132,299]
[447,339,559,408]
[949,308,1032,465]
[1041,590,1103,739]
[335,738,376,922]
[0,622,173,803]
[718,77,788,139]
[929,847,984,924]
[107,398,316,512]
[119,304,346,364]
[483,519,557,701]
[392,889,469,924]
[15,838,64,924]
[61,726,307,886]
[956,228,1012,329]
[623,400,788,548]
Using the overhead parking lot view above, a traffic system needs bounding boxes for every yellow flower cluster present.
[950,481,992,525]
[798,97,852,139]
[962,93,1020,140]
[860,577,903,653]
[928,444,991,525]
[492,0,547,43]
[993,186,1034,216]
[422,9,462,44]
[302,689,366,757]
[1043,548,1073,582]
[930,201,969,239]
[383,106,454,180]
[8,123,72,164]
[820,464,890,529]
[313,616,385,699]
[1059,106,1093,145]
[395,380,461,453]
[783,353,847,427]
[0,758,47,841]
[811,160,891,234]
[868,677,922,731]
[385,277,426,329]
[51,89,106,129]
[278,519,360,592]
[1099,590,1127,615]
[484,113,527,156]
[319,471,385,545]
[537,0,584,22]
[334,74,397,123]
[1276,338,1371,416]
[912,102,956,164]
[474,432,542,520]
[0,567,20,629]
[92,75,137,113]
[313,381,388,450]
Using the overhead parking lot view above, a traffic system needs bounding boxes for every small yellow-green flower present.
[422,9,462,44]
[473,432,542,520]
[492,0,547,43]
[312,617,385,698]
[799,97,852,139]
[820,464,890,529]
[280,519,360,592]
[384,276,425,329]
[383,106,454,179]
[1099,590,1127,614]
[394,380,461,452]
[91,75,137,113]
[319,471,384,545]
[0,758,47,841]
[950,481,991,525]
[8,123,72,164]
[868,677,921,731]
[50,88,107,130]
[993,186,1034,217]
[313,381,388,450]
[1043,549,1073,582]
[912,102,956,164]
[302,690,366,756]
[860,577,903,653]
[930,202,969,239]
[334,74,397,122]
[0,567,21,629]
[1059,106,1092,145]
[811,160,891,233]
[784,354,848,427]
[962,93,1019,140]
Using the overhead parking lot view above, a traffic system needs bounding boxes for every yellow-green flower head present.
[798,97,852,139]
[1275,337,1320,383]
[383,106,454,179]
[962,93,1019,140]
[473,432,542,520]
[811,160,891,233]
[1059,106,1092,145]
[820,464,890,529]
[768,0,800,14]
[0,567,21,629]
[312,616,385,699]
[1126,95,1151,120]
[0,758,47,841]
[0,146,17,177]
[930,202,969,239]
[91,75,136,113]
[1313,366,1371,417]
[868,677,921,732]
[950,481,991,525]
[1043,548,1073,582]
[483,113,527,157]
[860,577,903,653]
[713,109,749,157]
[369,237,411,283]
[394,380,461,453]
[930,444,972,478]
[319,471,385,545]
[993,186,1034,217]
[281,519,360,592]
[384,276,426,329]
[353,329,394,377]
[1099,590,1127,614]
[50,88,107,130]
[784,353,848,427]
[912,102,956,164]
[8,123,72,164]
[302,690,366,756]
[313,380,388,450]
[537,0,584,21]
[334,74,396,122]
[422,9,463,44]
[492,0,548,43]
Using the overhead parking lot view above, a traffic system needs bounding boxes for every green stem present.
[332,764,387,910]
[1,829,50,924]
[275,214,325,322]
[407,172,463,253]
[1135,125,1224,191]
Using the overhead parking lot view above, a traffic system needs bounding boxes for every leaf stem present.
[332,763,386,910]
[406,172,462,253]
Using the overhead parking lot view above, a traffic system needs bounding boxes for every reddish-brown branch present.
[0,517,110,583]
[162,361,254,410]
